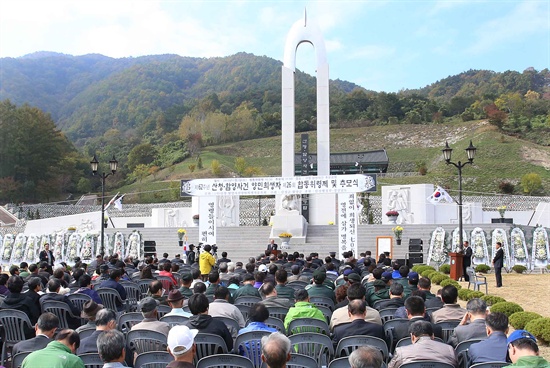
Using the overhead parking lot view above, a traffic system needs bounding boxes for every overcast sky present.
[1,0,548,92]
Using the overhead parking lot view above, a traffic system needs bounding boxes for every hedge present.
[440,278,462,290]
[490,302,524,317]
[525,317,550,346]
[431,273,449,285]
[439,264,451,274]
[475,264,491,273]
[458,289,485,301]
[481,295,506,306]
[509,311,544,330]
[512,265,527,274]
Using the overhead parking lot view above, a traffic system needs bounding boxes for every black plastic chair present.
[309,296,335,311]
[469,362,508,368]
[379,307,399,323]
[121,282,141,311]
[194,333,229,365]
[78,327,96,339]
[455,338,483,368]
[197,354,254,368]
[288,332,334,367]
[233,330,271,368]
[0,309,33,366]
[79,353,104,368]
[156,276,174,293]
[134,351,173,368]
[234,296,262,307]
[41,300,80,329]
[127,330,167,356]
[328,356,351,368]
[383,318,408,353]
[11,351,31,368]
[213,315,241,340]
[287,317,330,336]
[97,287,127,312]
[335,335,389,363]
[264,316,285,334]
[400,361,455,368]
[435,320,461,343]
[160,314,190,328]
[267,306,289,321]
[117,312,144,337]
[235,304,251,322]
[138,279,154,297]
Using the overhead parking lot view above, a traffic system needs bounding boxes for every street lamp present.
[442,140,476,253]
[91,154,118,256]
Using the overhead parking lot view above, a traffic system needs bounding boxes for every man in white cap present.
[167,325,199,368]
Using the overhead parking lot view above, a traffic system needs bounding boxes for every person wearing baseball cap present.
[506,330,549,367]
[167,325,199,368]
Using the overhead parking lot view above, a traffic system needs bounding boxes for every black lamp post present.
[91,155,118,256]
[442,140,477,252]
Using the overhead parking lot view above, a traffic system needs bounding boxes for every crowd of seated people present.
[0,248,545,368]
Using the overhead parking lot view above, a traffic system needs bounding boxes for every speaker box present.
[409,238,423,245]
[408,252,424,265]
[409,244,423,252]
[144,240,156,257]
[395,259,407,267]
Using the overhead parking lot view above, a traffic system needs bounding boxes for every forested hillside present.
[0,52,549,203]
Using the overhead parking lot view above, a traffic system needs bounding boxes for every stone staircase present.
[107,223,514,264]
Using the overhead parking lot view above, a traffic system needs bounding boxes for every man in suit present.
[39,243,55,267]
[449,298,488,347]
[40,279,81,329]
[468,312,509,364]
[332,299,385,346]
[430,285,467,323]
[462,241,473,281]
[330,283,382,331]
[77,308,117,354]
[267,239,278,252]
[12,312,59,356]
[493,241,504,287]
[392,296,443,342]
[376,283,405,310]
[388,320,457,368]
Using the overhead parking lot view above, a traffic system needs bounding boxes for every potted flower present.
[177,229,186,246]
[386,210,399,224]
[192,214,199,226]
[279,232,293,247]
[67,226,76,234]
[497,205,506,218]
[392,226,404,245]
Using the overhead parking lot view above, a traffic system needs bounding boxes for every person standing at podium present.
[462,241,472,281]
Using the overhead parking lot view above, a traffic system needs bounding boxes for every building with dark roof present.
[294,150,388,175]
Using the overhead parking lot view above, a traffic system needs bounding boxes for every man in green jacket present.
[233,274,261,300]
[506,330,550,368]
[22,329,84,368]
[305,270,336,303]
[284,289,326,331]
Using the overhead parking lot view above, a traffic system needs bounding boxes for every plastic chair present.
[160,314,190,328]
[287,281,308,290]
[127,329,167,355]
[379,307,399,323]
[264,316,286,334]
[233,330,271,368]
[335,335,389,363]
[328,356,351,368]
[309,296,335,311]
[78,327,96,339]
[287,317,330,336]
[435,320,461,343]
[288,332,334,367]
[79,353,104,368]
[469,362,508,368]
[214,316,240,339]
[97,287,127,312]
[267,306,289,321]
[234,296,262,307]
[455,339,483,368]
[194,333,229,364]
[466,267,488,294]
[67,292,92,313]
[0,309,33,366]
[11,351,31,368]
[197,354,254,368]
[117,311,144,336]
[156,304,171,318]
[316,305,333,324]
[134,351,173,368]
[383,318,409,353]
[138,279,154,297]
[156,276,174,293]
[287,353,319,368]
[41,300,79,329]
[235,304,251,322]
[122,282,141,311]
[372,299,388,310]
[400,361,455,368]
[395,337,445,349]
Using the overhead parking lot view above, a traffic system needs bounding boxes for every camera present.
[211,244,218,254]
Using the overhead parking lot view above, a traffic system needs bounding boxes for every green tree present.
[234,157,247,176]
[127,143,157,171]
[211,160,221,176]
[520,173,543,195]
[132,164,150,183]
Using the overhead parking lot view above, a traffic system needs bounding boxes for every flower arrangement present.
[535,247,547,261]
[192,214,200,220]
[177,228,186,240]
[328,221,334,225]
[386,210,399,217]
[392,226,404,240]
[279,232,293,238]
[67,226,76,231]
[497,205,506,218]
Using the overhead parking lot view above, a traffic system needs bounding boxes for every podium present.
[449,252,464,281]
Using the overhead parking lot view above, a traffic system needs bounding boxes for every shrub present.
[481,295,506,306]
[421,269,435,278]
[512,265,527,274]
[490,302,524,317]
[475,264,491,273]
[416,265,435,274]
[411,265,425,272]
[458,289,484,301]
[440,279,462,290]
[509,312,544,330]
[439,264,451,274]
[431,274,449,285]
[525,317,550,345]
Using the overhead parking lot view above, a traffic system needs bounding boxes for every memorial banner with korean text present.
[181,174,376,197]
[199,196,217,245]
[338,193,358,259]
